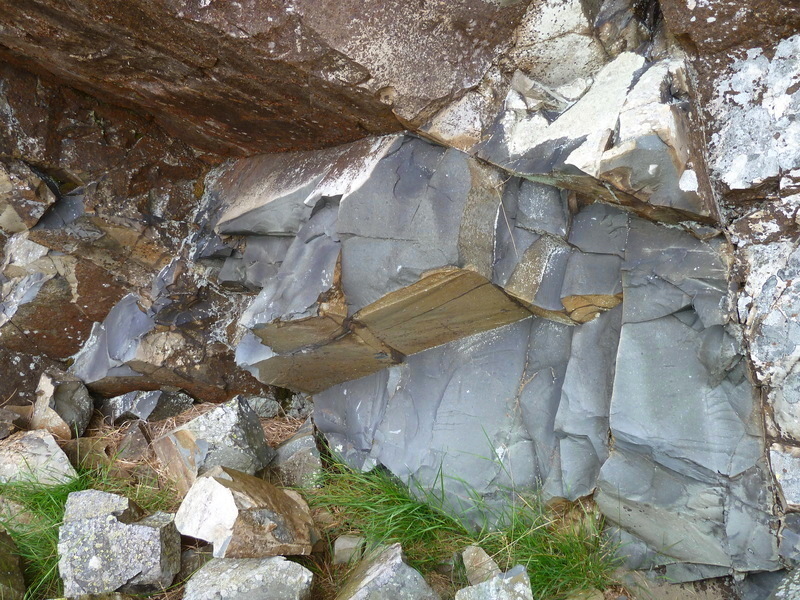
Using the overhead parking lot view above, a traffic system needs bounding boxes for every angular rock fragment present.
[117,422,152,462]
[266,418,322,488]
[0,529,25,600]
[153,397,274,494]
[0,430,77,485]
[455,565,533,600]
[0,159,56,234]
[462,546,501,586]
[58,490,180,596]
[334,536,366,565]
[335,543,439,600]
[29,369,93,439]
[101,390,194,424]
[174,466,316,558]
[183,557,313,600]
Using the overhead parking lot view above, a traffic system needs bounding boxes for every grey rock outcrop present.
[57,490,180,596]
[153,396,275,494]
[174,466,316,558]
[0,430,77,485]
[335,543,439,600]
[183,557,313,600]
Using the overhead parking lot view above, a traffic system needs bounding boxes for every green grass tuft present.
[0,461,175,600]
[306,453,618,600]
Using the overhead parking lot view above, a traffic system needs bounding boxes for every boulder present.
[153,396,275,494]
[455,565,533,600]
[100,390,194,424]
[57,490,180,596]
[174,466,316,558]
[183,557,313,600]
[335,543,439,600]
[0,430,77,485]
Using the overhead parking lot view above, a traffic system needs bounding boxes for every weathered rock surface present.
[28,369,92,439]
[266,418,322,488]
[174,466,316,558]
[183,557,313,600]
[333,535,366,566]
[0,430,77,484]
[0,1,531,155]
[455,565,533,600]
[335,543,439,600]
[101,390,194,424]
[462,546,501,586]
[153,396,275,494]
[58,490,180,596]
[0,529,25,600]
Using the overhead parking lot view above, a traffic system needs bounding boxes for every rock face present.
[57,490,180,596]
[0,0,799,591]
[183,557,313,600]
[174,466,316,558]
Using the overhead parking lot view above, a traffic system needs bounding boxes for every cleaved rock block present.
[335,543,439,600]
[174,466,316,558]
[57,490,180,596]
[183,557,313,600]
[266,418,322,488]
[153,396,275,495]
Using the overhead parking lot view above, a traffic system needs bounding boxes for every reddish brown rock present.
[0,0,529,156]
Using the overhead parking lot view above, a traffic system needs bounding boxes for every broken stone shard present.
[462,546,501,586]
[58,490,180,596]
[100,390,194,424]
[454,565,533,600]
[334,536,366,566]
[335,543,439,600]
[265,418,322,488]
[0,430,77,485]
[153,396,275,495]
[175,466,316,558]
[30,368,93,439]
[183,557,313,600]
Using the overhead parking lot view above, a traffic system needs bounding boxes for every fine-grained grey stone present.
[101,390,194,424]
[267,418,322,488]
[462,546,500,586]
[338,137,471,314]
[771,444,800,509]
[335,543,439,600]
[334,535,366,565]
[234,394,281,418]
[0,430,77,485]
[58,490,180,596]
[568,203,629,258]
[767,568,800,600]
[218,236,293,290]
[183,557,313,600]
[455,565,533,600]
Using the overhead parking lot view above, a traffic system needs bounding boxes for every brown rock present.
[0,0,528,155]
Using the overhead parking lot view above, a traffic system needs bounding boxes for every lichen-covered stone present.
[58,490,180,596]
[183,557,313,600]
[266,418,322,488]
[174,466,316,558]
[455,565,533,600]
[0,430,77,485]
